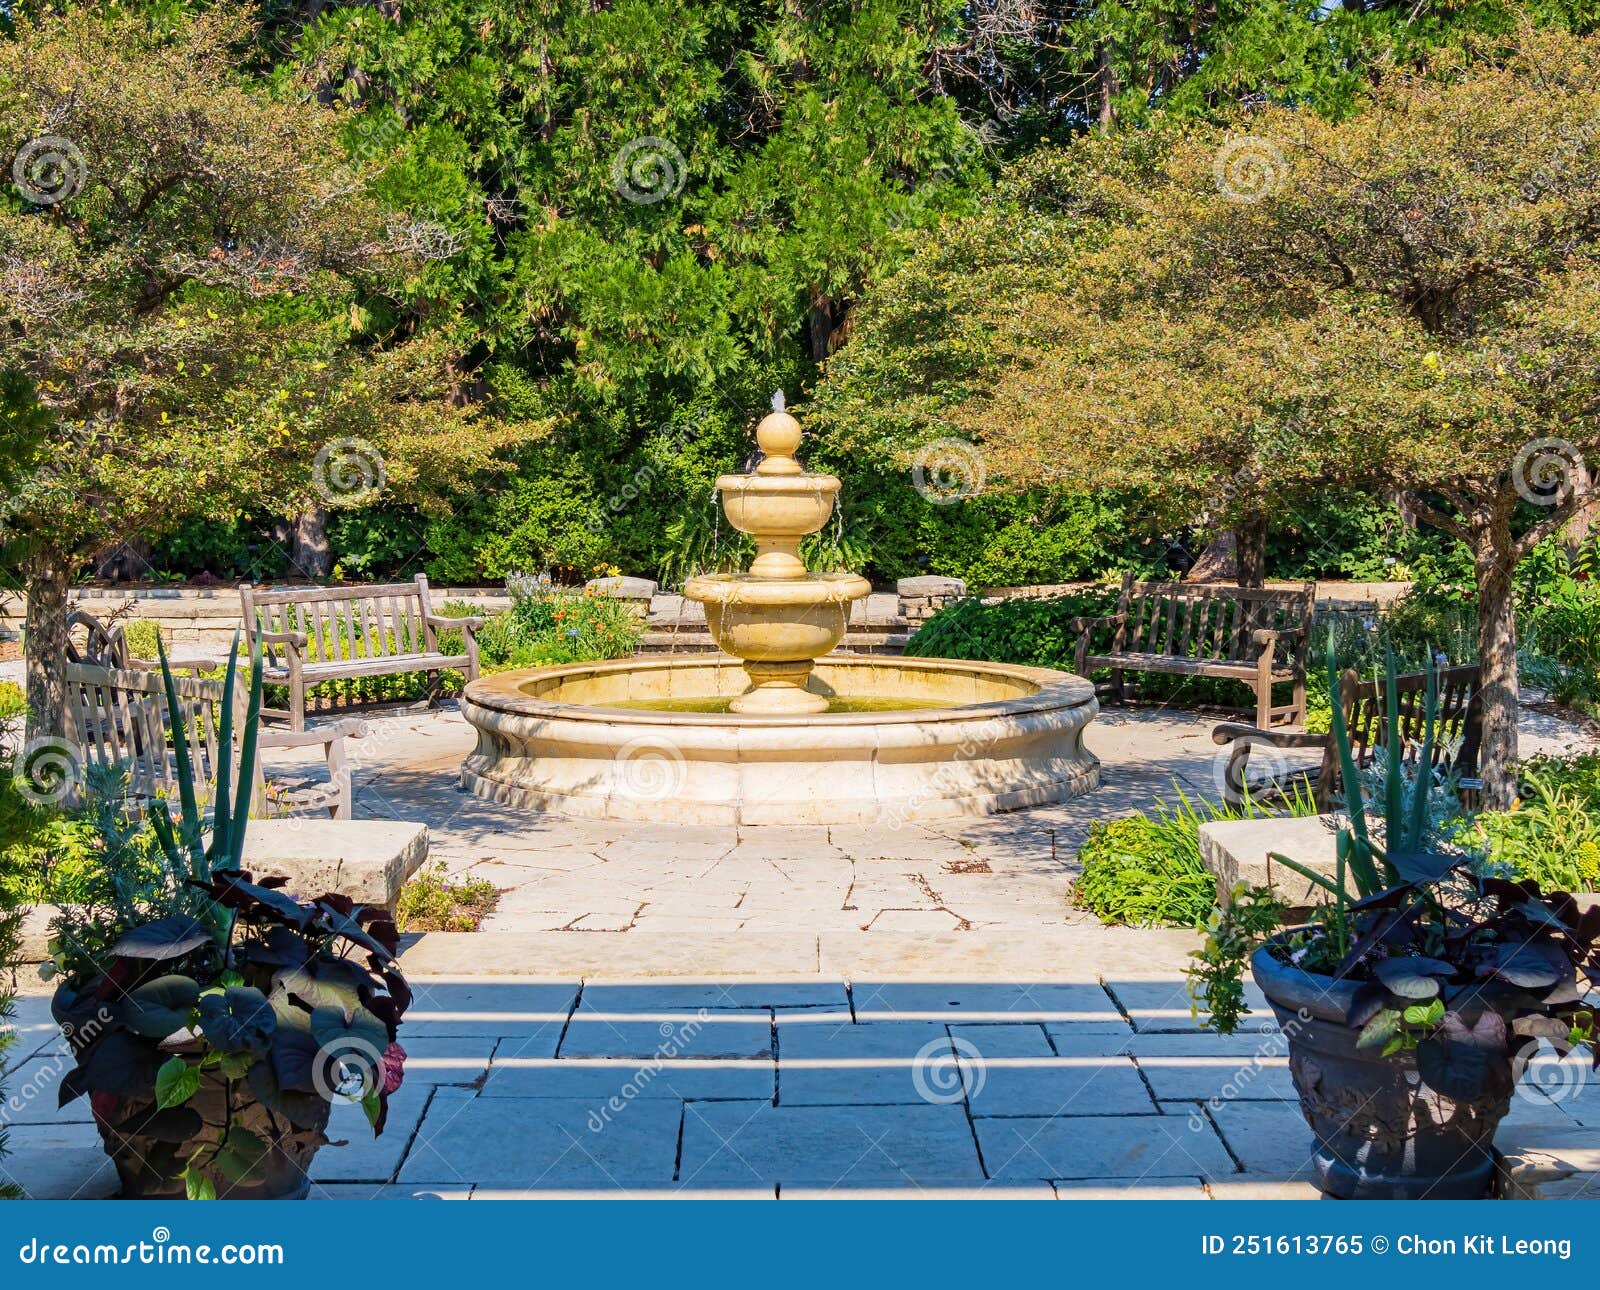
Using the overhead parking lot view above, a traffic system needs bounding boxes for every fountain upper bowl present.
[716,472,840,537]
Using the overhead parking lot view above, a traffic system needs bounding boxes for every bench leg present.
[1254,673,1273,729]
[1109,668,1125,706]
[288,668,307,734]
[1291,674,1306,727]
[426,668,441,708]
[325,736,352,821]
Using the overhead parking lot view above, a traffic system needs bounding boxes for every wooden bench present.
[1072,574,1315,728]
[1212,662,1482,809]
[239,576,483,731]
[64,661,369,819]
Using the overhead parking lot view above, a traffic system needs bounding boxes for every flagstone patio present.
[5,696,1600,1199]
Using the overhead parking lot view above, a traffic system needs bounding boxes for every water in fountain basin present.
[601,695,938,714]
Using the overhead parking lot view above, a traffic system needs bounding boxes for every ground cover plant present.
[1073,785,1318,929]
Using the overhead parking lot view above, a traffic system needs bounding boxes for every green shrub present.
[1072,786,1317,929]
[121,618,164,662]
[905,591,1119,667]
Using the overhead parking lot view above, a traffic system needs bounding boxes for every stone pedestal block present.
[242,819,430,908]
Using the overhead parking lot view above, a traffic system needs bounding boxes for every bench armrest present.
[426,613,484,632]
[1212,722,1330,750]
[1251,625,1306,648]
[259,718,369,750]
[253,629,308,649]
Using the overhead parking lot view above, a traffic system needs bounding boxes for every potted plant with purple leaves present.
[45,640,410,1198]
[1188,648,1600,1199]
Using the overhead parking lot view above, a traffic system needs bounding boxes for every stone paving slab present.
[400,980,579,1042]
[558,1014,774,1060]
[1053,1177,1210,1199]
[312,1086,472,1183]
[398,1096,684,1188]
[2,1053,88,1124]
[976,1112,1237,1181]
[779,1180,1055,1199]
[679,1101,985,1186]
[1200,1101,1317,1182]
[482,1058,775,1102]
[1135,1054,1297,1103]
[776,1021,957,1106]
[0,1121,116,1200]
[951,1024,1158,1118]
[848,981,1130,1028]
[579,981,849,1011]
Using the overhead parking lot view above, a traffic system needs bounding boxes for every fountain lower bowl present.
[459,655,1100,826]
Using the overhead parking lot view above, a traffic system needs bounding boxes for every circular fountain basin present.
[459,655,1100,826]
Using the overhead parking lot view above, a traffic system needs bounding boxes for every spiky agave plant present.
[148,632,262,944]
[1270,643,1463,956]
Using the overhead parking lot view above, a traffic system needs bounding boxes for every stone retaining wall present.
[0,576,1413,654]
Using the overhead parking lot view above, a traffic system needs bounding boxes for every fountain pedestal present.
[683,402,870,715]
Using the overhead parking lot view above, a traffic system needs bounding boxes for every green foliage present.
[1186,885,1287,1035]
[1077,782,1321,929]
[0,707,27,1203]
[1468,760,1600,892]
[1073,787,1314,930]
[395,863,500,933]
[905,590,1119,666]
[470,580,643,670]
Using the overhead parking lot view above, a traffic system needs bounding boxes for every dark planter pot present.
[1252,937,1512,1200]
[97,1076,329,1200]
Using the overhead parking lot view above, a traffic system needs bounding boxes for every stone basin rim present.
[462,654,1095,727]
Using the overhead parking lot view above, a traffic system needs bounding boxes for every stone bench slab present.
[242,818,429,908]
[1197,813,1352,909]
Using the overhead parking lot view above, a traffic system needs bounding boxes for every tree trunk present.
[24,552,72,746]
[1233,511,1268,588]
[1096,48,1116,130]
[290,506,332,580]
[1471,521,1520,811]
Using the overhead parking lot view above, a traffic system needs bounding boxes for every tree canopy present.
[820,24,1600,803]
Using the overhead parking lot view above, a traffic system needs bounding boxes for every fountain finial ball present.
[755,407,803,475]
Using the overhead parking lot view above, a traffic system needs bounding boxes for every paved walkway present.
[6,696,1600,1199]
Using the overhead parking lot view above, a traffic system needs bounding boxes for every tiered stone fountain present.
[459,399,1101,825]
[682,395,871,715]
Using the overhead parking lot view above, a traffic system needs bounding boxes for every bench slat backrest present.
[240,575,437,664]
[65,661,239,804]
[1338,663,1481,777]
[1115,574,1315,664]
